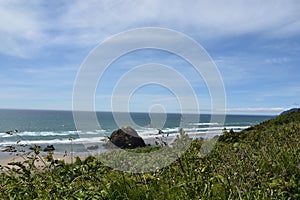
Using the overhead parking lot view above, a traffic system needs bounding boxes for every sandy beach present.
[0,153,88,168]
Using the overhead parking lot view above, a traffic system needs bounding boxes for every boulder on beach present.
[43,145,55,152]
[109,126,146,149]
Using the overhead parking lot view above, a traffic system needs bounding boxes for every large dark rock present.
[43,145,55,152]
[109,126,146,149]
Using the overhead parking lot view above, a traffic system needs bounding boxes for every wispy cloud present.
[59,0,300,44]
[0,0,44,57]
[16,65,76,75]
[226,107,287,114]
[2,1,300,57]
[265,57,289,64]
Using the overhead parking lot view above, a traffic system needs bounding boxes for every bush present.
[0,111,299,199]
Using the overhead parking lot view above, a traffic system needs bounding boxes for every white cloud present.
[226,107,287,114]
[0,0,43,57]
[0,1,36,34]
[1,0,300,57]
[17,65,76,75]
[265,57,289,64]
[60,0,300,45]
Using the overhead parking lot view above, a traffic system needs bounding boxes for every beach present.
[0,153,87,168]
[0,109,274,156]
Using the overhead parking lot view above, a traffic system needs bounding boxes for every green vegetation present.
[0,111,299,199]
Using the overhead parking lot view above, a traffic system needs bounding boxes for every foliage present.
[0,111,300,199]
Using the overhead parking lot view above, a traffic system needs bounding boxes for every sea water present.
[0,109,274,156]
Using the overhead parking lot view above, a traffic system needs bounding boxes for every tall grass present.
[0,111,299,199]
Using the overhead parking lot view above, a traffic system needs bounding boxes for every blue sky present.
[0,0,300,115]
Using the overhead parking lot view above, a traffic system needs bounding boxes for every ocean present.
[0,109,274,156]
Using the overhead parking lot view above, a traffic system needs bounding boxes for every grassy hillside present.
[0,111,299,199]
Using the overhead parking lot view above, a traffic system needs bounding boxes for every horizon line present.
[0,107,279,116]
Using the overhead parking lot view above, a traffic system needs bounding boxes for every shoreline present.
[0,134,216,167]
[0,153,88,167]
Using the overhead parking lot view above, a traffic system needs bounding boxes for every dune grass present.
[0,111,299,199]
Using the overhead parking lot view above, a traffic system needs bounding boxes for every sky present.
[0,0,300,115]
